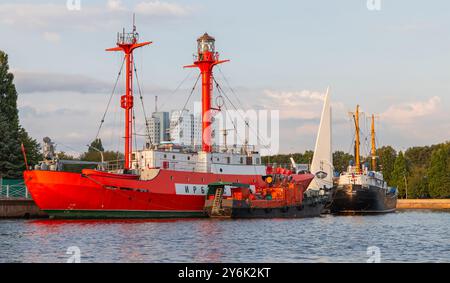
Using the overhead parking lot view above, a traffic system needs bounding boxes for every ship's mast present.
[106,20,152,170]
[352,105,361,172]
[371,114,377,171]
[185,33,229,153]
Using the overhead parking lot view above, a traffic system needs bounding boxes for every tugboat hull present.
[330,184,397,214]
[205,195,328,219]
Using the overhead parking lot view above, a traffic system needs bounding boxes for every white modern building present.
[147,111,170,145]
[170,110,195,146]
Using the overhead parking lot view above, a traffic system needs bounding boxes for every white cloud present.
[295,124,319,135]
[260,89,326,120]
[0,1,195,31]
[0,4,64,28]
[381,96,441,124]
[42,31,61,43]
[136,1,191,16]
[13,70,111,94]
[107,0,126,11]
[375,96,450,148]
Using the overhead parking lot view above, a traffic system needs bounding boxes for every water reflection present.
[0,211,449,263]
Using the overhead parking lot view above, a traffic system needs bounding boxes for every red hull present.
[24,169,315,218]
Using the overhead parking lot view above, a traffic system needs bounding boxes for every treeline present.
[0,50,41,179]
[57,138,124,162]
[262,142,450,199]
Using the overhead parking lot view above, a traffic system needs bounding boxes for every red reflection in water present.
[28,218,205,226]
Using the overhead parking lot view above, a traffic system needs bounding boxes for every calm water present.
[1,210,449,263]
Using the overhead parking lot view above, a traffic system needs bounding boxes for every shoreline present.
[0,199,48,219]
[397,199,450,210]
[2,198,450,219]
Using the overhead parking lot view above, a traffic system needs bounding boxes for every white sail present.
[308,87,333,190]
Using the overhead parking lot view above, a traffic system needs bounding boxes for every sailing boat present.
[305,87,335,212]
[307,87,333,191]
[330,106,398,214]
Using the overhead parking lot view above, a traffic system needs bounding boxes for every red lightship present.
[24,24,315,218]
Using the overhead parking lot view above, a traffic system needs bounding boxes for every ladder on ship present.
[211,187,224,216]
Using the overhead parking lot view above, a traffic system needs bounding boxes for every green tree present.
[80,138,123,162]
[0,118,22,178]
[333,151,353,174]
[18,127,42,167]
[377,146,397,184]
[407,166,429,198]
[261,150,315,167]
[57,151,76,160]
[427,143,450,198]
[0,50,40,178]
[391,151,409,198]
[88,138,104,152]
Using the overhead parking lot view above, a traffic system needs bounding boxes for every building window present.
[240,157,243,164]
[226,157,230,164]
[164,154,167,158]
[172,155,176,160]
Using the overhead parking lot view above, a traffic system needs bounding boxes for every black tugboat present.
[330,106,398,214]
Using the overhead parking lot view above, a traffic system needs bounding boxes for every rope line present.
[133,61,152,144]
[157,69,195,112]
[168,73,201,132]
[94,57,126,141]
[212,75,273,155]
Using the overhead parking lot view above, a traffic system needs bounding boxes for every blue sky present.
[1,0,449,156]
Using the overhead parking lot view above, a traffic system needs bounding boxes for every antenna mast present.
[352,105,361,172]
[106,18,152,171]
[371,114,377,171]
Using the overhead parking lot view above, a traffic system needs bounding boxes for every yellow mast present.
[371,114,377,171]
[353,105,361,172]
